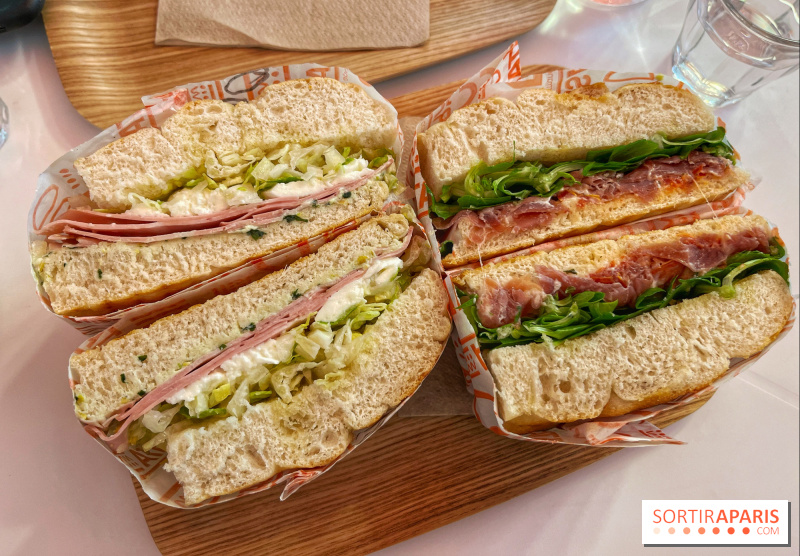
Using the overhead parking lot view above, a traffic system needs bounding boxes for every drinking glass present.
[0,96,7,150]
[672,0,799,107]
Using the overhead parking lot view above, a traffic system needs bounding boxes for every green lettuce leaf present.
[428,127,736,218]
[460,242,787,349]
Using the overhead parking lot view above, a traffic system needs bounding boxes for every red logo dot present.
[698,527,706,534]
[713,527,720,534]
[728,527,735,534]
[683,527,690,534]
[743,527,750,535]
[668,527,675,534]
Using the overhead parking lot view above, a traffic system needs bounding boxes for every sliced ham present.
[44,159,392,245]
[85,287,331,451]
[473,227,770,328]
[436,152,732,247]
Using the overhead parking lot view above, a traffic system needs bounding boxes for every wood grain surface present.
[135,66,716,555]
[41,0,557,128]
[135,394,713,556]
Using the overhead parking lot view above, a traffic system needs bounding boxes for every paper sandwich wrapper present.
[29,63,404,337]
[409,41,796,448]
[155,0,430,50]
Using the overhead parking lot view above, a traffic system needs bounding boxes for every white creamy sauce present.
[161,187,228,217]
[165,331,296,405]
[315,284,367,323]
[263,160,369,199]
[122,149,371,217]
[125,203,164,217]
[125,193,167,216]
[315,257,403,322]
[165,371,227,405]
[265,178,331,199]
[219,332,296,379]
[222,184,262,207]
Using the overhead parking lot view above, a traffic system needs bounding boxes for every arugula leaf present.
[440,240,454,258]
[460,246,787,349]
[431,127,736,217]
[457,194,514,209]
[427,185,463,219]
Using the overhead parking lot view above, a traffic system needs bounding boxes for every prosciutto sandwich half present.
[452,214,792,433]
[418,82,750,267]
[71,214,451,505]
[32,77,399,316]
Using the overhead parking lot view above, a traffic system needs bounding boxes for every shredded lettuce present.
[460,240,787,349]
[428,127,736,218]
[128,260,418,451]
[118,143,393,216]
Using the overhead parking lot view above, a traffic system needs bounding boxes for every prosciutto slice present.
[83,227,414,452]
[474,226,770,329]
[437,152,732,247]
[476,277,544,329]
[637,225,768,273]
[44,159,392,246]
[436,196,562,245]
[561,151,731,203]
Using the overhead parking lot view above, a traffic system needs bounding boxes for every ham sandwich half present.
[32,77,400,317]
[418,82,750,268]
[452,214,792,433]
[70,215,452,505]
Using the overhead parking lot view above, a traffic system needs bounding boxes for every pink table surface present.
[0,1,797,554]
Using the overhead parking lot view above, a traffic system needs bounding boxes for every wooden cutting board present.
[134,66,717,555]
[41,0,557,128]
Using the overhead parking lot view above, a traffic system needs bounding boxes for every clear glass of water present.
[0,96,7,150]
[672,0,799,107]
